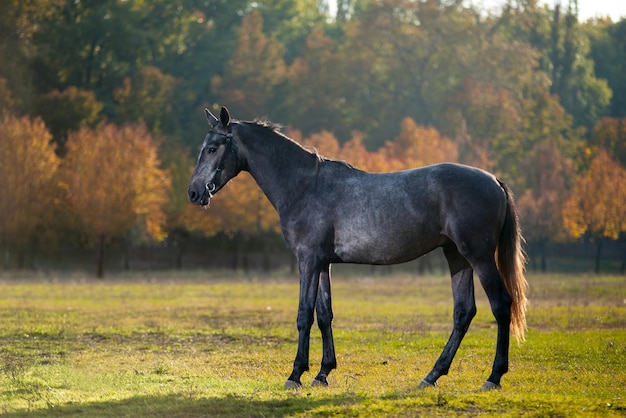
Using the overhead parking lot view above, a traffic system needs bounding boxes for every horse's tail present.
[496,181,529,343]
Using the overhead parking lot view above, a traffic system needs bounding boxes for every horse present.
[188,106,528,391]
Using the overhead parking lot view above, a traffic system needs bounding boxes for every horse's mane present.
[246,118,354,169]
[252,117,282,132]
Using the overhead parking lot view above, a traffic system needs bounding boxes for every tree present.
[385,117,458,169]
[34,86,104,155]
[253,0,327,63]
[587,18,626,118]
[0,0,50,113]
[340,132,402,173]
[114,66,178,135]
[591,117,626,166]
[517,141,573,271]
[548,2,611,130]
[0,113,59,267]
[211,11,287,119]
[61,123,170,277]
[562,149,626,272]
[280,26,346,138]
[183,172,280,271]
[0,78,15,114]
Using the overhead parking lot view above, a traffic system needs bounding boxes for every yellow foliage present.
[183,173,280,237]
[0,113,59,248]
[386,117,458,169]
[61,123,170,244]
[300,130,340,157]
[562,149,626,240]
[339,133,403,173]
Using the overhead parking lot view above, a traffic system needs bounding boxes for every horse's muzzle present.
[188,182,216,207]
[188,185,208,206]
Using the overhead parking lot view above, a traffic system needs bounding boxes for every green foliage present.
[587,18,626,118]
[34,86,104,155]
[0,272,624,416]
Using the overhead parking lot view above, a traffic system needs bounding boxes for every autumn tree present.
[517,141,573,271]
[562,149,626,272]
[280,26,346,138]
[211,11,286,119]
[297,129,341,157]
[591,117,626,166]
[385,117,458,169]
[0,113,60,267]
[114,66,178,136]
[61,123,170,277]
[339,132,403,173]
[183,172,279,270]
[0,78,15,114]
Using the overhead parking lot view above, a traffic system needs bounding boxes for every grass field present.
[0,269,625,417]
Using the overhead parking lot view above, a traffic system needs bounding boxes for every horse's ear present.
[205,108,218,127]
[219,106,231,127]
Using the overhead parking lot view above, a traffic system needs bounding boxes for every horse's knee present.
[297,309,315,332]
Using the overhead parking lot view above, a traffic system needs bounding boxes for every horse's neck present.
[241,126,318,213]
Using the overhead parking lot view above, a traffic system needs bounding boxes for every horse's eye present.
[207,147,217,154]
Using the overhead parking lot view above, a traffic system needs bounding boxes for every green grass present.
[0,271,625,416]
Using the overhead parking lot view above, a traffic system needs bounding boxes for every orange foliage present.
[386,117,458,168]
[592,117,626,165]
[562,149,626,240]
[183,173,280,237]
[61,123,170,244]
[300,130,340,157]
[517,142,573,242]
[0,113,59,250]
[339,132,403,172]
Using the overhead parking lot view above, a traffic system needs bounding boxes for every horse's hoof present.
[418,379,436,389]
[284,380,301,390]
[480,381,501,391]
[311,378,328,387]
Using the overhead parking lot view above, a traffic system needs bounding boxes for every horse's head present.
[188,106,243,207]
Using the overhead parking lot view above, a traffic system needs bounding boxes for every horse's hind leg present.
[312,264,336,386]
[473,258,512,390]
[420,246,476,388]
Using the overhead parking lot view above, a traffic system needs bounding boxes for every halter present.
[203,124,235,205]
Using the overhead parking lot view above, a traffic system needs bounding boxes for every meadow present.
[0,269,624,417]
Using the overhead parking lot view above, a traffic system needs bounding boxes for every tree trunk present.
[620,239,626,274]
[540,239,547,272]
[97,234,106,279]
[594,238,603,274]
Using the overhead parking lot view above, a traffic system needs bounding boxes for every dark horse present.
[188,107,528,391]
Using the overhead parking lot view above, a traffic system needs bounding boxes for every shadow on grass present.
[2,392,365,417]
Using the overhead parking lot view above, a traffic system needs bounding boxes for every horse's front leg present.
[312,264,336,386]
[284,258,321,389]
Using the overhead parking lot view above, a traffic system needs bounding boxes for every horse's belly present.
[333,225,442,265]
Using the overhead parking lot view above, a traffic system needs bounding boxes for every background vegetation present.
[1,0,626,276]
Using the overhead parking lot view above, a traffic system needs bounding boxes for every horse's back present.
[323,162,507,264]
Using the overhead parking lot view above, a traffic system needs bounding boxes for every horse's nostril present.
[188,189,198,202]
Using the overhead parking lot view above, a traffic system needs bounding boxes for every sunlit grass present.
[0,271,624,416]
